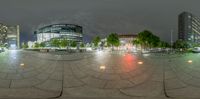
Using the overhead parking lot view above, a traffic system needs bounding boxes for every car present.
[192,47,200,53]
[0,48,2,53]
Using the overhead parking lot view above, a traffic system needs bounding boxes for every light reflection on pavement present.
[0,50,199,99]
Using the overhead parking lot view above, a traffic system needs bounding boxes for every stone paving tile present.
[0,72,8,79]
[165,78,187,90]
[64,76,85,88]
[120,81,163,97]
[166,86,200,98]
[6,73,22,80]
[21,70,41,78]
[97,74,121,81]
[164,70,176,79]
[2,69,17,74]
[10,78,41,88]
[62,86,129,98]
[119,72,132,80]
[184,77,200,87]
[34,79,62,92]
[71,66,88,79]
[150,72,163,82]
[81,77,107,88]
[0,87,59,99]
[43,64,57,74]
[129,71,151,85]
[0,79,10,88]
[35,72,49,80]
[49,71,62,81]
[3,51,200,99]
[173,68,193,82]
[104,80,134,89]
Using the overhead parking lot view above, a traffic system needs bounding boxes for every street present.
[0,50,199,99]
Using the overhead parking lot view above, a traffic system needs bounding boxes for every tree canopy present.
[173,39,189,49]
[135,30,162,49]
[107,33,120,47]
[50,39,60,47]
[92,36,101,47]
[60,39,68,48]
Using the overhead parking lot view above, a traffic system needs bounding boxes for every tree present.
[34,42,40,48]
[50,39,60,47]
[132,39,140,49]
[22,42,28,49]
[137,30,161,49]
[0,43,5,47]
[159,41,170,48]
[107,33,120,50]
[60,39,68,48]
[70,41,77,47]
[173,40,189,49]
[80,43,85,47]
[92,36,101,47]
[149,35,160,48]
[40,42,45,48]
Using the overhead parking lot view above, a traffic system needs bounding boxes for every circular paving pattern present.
[1,50,200,98]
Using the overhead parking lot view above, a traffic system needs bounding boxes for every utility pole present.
[171,29,173,52]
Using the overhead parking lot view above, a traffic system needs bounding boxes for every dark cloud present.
[0,0,200,42]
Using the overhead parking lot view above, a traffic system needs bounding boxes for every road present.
[0,50,199,99]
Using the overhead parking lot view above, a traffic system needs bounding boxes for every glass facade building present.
[0,23,20,49]
[178,12,200,43]
[35,24,83,43]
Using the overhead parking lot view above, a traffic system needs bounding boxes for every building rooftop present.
[118,34,137,38]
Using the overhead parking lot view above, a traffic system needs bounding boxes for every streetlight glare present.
[100,65,106,70]
[20,63,25,66]
[187,60,193,63]
[138,61,143,65]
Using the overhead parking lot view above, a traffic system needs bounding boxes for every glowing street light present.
[100,65,106,70]
[20,63,25,68]
[138,61,143,65]
[188,60,192,63]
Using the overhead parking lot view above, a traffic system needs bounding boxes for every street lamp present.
[171,29,173,52]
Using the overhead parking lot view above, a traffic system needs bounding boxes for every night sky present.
[0,0,199,43]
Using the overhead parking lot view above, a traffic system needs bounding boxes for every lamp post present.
[171,29,173,52]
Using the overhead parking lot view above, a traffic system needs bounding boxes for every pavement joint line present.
[3,51,200,98]
[118,88,146,98]
[118,68,156,90]
[40,60,64,99]
[166,86,187,90]
[174,64,200,80]
[64,84,85,88]
[171,64,200,88]
[165,59,192,98]
[8,79,12,88]
[163,59,171,98]
[69,64,87,85]
[32,86,61,94]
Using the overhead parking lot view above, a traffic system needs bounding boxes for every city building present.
[0,23,20,49]
[34,24,83,44]
[118,34,137,50]
[101,34,137,50]
[178,12,200,44]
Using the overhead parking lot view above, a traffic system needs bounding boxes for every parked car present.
[192,47,200,53]
[0,48,3,53]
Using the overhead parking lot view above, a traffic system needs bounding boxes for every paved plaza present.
[0,50,200,99]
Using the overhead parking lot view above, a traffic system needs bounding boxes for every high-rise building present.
[0,23,20,49]
[178,12,200,43]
